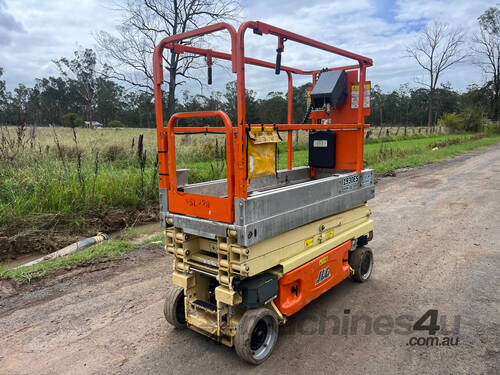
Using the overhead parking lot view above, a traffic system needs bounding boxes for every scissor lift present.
[154,21,375,364]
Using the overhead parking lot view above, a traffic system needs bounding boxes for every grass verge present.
[277,133,500,173]
[0,234,164,283]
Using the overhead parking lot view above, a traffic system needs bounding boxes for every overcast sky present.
[0,0,494,96]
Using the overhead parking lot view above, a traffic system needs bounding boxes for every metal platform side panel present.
[235,170,374,246]
[181,166,311,196]
[159,188,169,229]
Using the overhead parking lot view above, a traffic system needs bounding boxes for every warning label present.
[351,85,359,108]
[363,84,371,108]
[351,84,371,109]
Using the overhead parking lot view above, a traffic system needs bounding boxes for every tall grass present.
[0,126,159,238]
[1,125,499,255]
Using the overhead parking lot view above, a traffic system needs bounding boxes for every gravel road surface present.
[1,145,499,374]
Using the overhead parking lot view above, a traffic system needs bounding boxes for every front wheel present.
[163,286,186,328]
[234,308,279,365]
[350,247,373,282]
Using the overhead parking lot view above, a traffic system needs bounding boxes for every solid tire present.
[234,308,279,365]
[350,247,374,282]
[163,286,186,329]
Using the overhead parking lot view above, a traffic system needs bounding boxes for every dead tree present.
[407,21,467,126]
[95,0,239,121]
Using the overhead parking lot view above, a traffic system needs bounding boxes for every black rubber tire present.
[350,247,373,283]
[163,286,186,329]
[234,308,279,365]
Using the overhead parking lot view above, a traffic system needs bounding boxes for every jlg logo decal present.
[315,266,331,285]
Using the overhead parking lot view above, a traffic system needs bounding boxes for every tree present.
[12,84,30,125]
[54,48,104,124]
[221,80,259,124]
[0,68,7,123]
[473,7,500,120]
[95,78,125,126]
[107,120,125,128]
[292,82,311,124]
[95,0,240,121]
[478,7,500,35]
[407,21,467,126]
[0,68,6,105]
[34,77,72,125]
[62,112,84,127]
[259,91,287,124]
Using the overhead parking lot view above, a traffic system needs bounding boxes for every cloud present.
[0,0,24,46]
[0,0,117,90]
[236,0,493,95]
[0,0,495,96]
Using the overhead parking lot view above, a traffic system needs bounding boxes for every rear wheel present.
[235,308,279,365]
[164,286,186,328]
[350,247,373,282]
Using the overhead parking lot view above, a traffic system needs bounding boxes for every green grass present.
[182,133,500,175]
[2,129,499,283]
[2,126,500,262]
[0,234,164,282]
[364,134,500,173]
[282,133,500,174]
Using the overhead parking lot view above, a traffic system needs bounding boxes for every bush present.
[55,145,81,160]
[461,107,485,132]
[103,144,127,162]
[485,122,500,135]
[107,120,124,128]
[62,113,84,127]
[438,112,464,132]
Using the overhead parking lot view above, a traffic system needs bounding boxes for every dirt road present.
[1,145,499,375]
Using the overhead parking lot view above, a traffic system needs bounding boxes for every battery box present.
[233,273,278,309]
[309,131,336,168]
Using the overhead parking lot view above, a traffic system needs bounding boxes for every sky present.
[0,0,495,96]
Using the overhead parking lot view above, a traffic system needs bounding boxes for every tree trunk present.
[493,78,500,121]
[167,69,176,121]
[166,52,178,120]
[427,89,434,127]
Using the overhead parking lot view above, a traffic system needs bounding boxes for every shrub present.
[54,145,81,160]
[460,107,485,133]
[103,144,127,162]
[199,141,216,159]
[62,113,84,127]
[485,122,500,135]
[107,120,124,128]
[437,112,464,132]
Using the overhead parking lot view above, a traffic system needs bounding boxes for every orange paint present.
[152,21,373,223]
[274,240,351,317]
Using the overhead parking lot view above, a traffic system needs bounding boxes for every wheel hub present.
[360,252,372,276]
[250,320,268,351]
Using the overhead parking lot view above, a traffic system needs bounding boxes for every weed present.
[103,144,127,162]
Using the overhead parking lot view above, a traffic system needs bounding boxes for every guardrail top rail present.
[153,21,373,224]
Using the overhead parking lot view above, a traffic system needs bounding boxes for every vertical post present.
[236,27,248,199]
[286,71,294,170]
[356,63,366,173]
[153,46,170,190]
[167,116,178,192]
